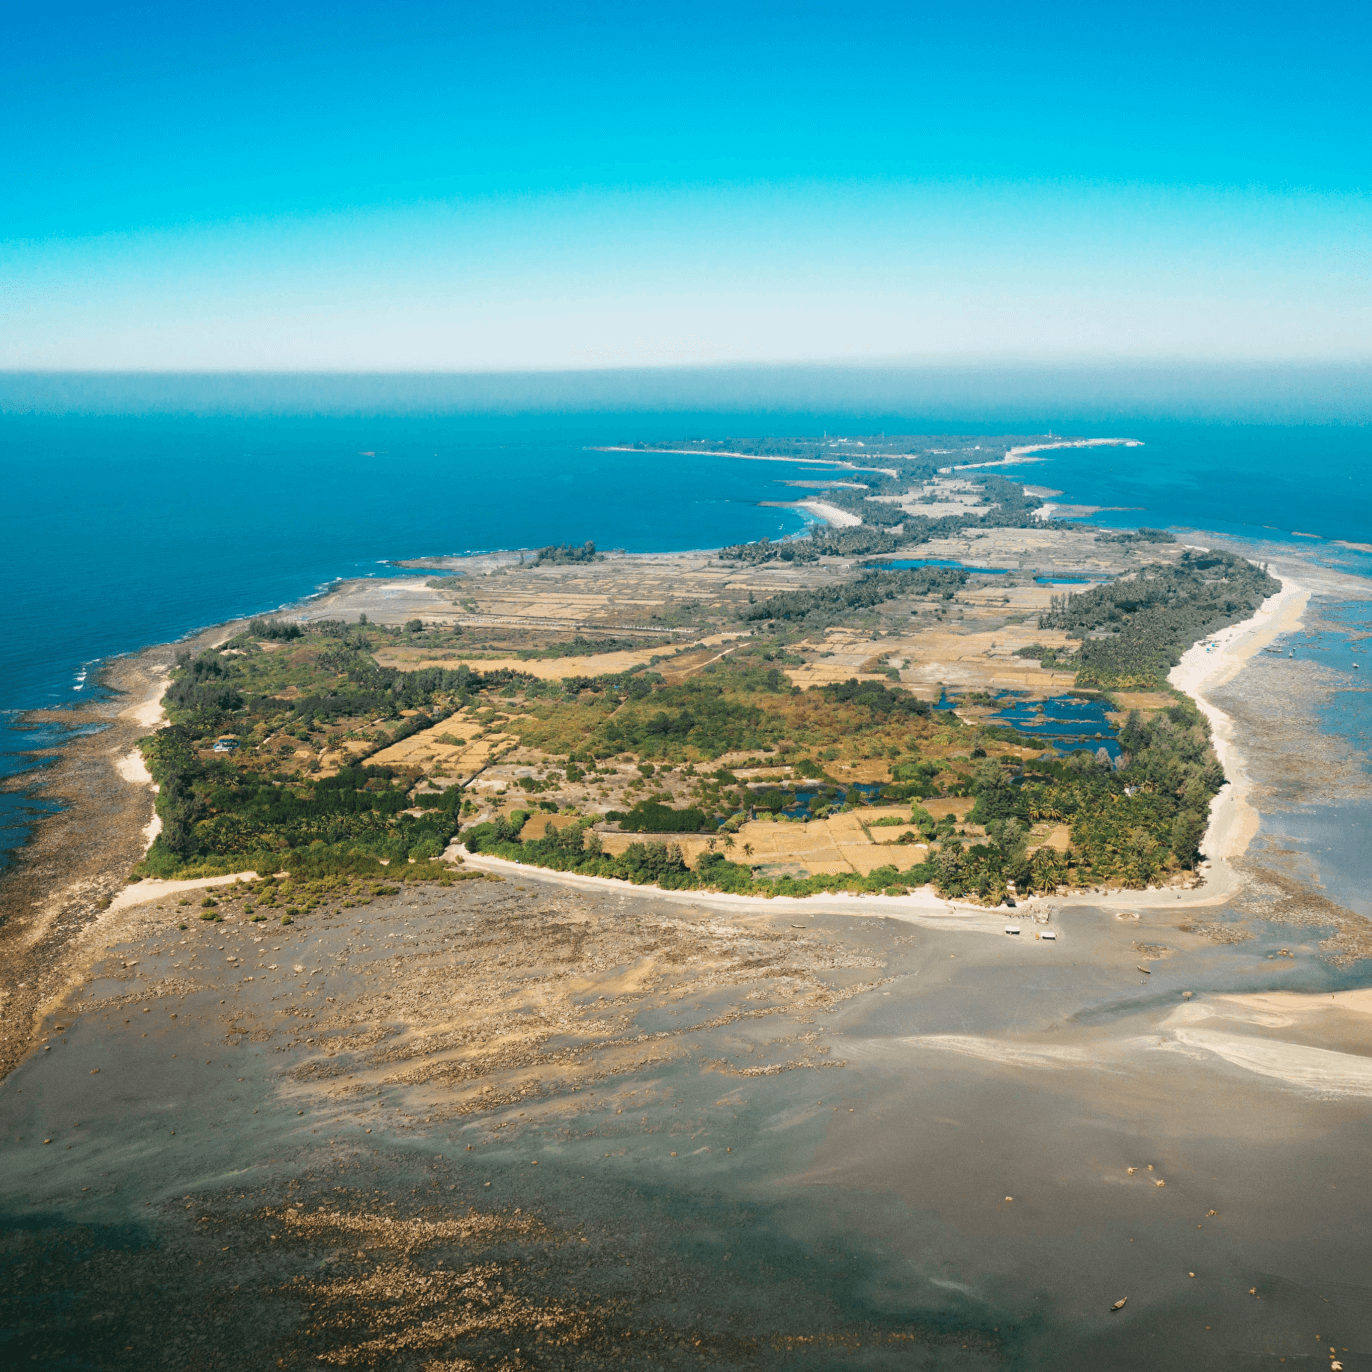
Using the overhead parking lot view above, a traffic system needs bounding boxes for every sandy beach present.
[794,498,862,527]
[1168,574,1310,863]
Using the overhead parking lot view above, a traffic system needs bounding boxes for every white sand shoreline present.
[452,845,1029,933]
[795,499,862,528]
[115,667,169,852]
[1167,575,1309,864]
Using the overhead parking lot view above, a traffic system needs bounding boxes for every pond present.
[873,558,1010,574]
[986,692,1121,760]
[730,780,889,822]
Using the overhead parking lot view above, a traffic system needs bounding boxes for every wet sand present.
[4,872,1371,1369]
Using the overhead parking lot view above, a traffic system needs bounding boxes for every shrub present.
[618,801,709,833]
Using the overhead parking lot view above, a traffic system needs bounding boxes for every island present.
[122,448,1278,910]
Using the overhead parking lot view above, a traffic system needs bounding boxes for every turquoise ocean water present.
[2,405,1371,866]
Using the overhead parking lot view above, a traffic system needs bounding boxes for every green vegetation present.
[1014,643,1073,669]
[741,567,967,626]
[247,617,303,640]
[511,659,796,763]
[1095,528,1177,545]
[820,678,932,718]
[721,527,910,563]
[532,540,598,565]
[917,694,1224,900]
[613,800,710,833]
[1039,551,1280,689]
[133,623,518,879]
[514,634,659,660]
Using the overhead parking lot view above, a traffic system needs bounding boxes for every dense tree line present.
[719,526,908,563]
[138,720,462,872]
[741,567,968,625]
[1038,551,1280,688]
[821,678,932,717]
[920,693,1224,899]
[611,800,711,832]
[516,634,658,660]
[132,624,528,877]
[532,540,598,565]
[246,618,303,639]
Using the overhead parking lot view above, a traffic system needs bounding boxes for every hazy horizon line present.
[3,358,1370,424]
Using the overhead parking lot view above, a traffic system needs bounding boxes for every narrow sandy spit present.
[794,499,862,528]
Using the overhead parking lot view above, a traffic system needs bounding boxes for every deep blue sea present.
[2,402,1371,867]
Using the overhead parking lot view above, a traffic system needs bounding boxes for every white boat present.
[1004,924,1021,935]
[1041,929,1057,940]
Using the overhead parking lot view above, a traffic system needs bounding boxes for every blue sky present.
[4,0,1369,369]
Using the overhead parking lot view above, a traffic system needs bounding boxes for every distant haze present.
[3,2,1369,371]
[3,363,1371,425]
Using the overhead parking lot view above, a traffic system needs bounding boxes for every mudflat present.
[4,867,1369,1369]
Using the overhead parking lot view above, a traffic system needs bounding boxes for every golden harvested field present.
[1110,691,1176,713]
[367,719,522,779]
[371,632,753,682]
[513,805,933,880]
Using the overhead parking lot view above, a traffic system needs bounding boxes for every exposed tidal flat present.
[5,418,1372,1365]
[8,871,1372,1370]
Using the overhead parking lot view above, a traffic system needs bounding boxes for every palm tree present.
[742,842,753,858]
[723,835,735,851]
